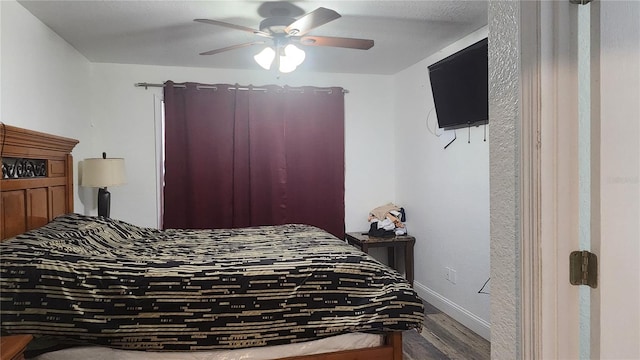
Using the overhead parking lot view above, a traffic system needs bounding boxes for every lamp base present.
[97,187,111,218]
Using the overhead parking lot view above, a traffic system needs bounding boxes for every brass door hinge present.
[570,250,598,288]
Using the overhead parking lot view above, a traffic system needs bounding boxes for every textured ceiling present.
[18,0,488,75]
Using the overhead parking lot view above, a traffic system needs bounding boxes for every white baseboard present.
[413,281,491,341]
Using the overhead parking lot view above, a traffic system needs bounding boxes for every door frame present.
[520,1,582,359]
[520,1,640,358]
[519,0,543,358]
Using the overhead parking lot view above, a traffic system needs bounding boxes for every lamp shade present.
[81,158,126,188]
[279,44,306,73]
[254,47,276,70]
[254,44,306,72]
[284,44,305,65]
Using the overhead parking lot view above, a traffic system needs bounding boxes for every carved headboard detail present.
[0,124,78,240]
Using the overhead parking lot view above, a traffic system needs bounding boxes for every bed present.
[0,125,424,360]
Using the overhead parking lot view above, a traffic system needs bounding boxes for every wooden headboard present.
[0,124,78,240]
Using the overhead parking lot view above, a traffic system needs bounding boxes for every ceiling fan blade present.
[295,36,374,50]
[194,19,272,38]
[284,7,341,36]
[199,41,266,56]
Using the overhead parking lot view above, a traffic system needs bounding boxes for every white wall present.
[89,63,397,229]
[0,0,93,211]
[393,27,490,339]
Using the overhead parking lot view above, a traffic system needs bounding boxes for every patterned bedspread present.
[0,214,424,351]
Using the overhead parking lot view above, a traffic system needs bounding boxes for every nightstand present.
[345,232,415,285]
[0,335,33,360]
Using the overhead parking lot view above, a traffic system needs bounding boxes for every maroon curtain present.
[163,82,345,238]
[281,87,345,238]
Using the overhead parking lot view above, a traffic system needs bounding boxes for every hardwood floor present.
[403,301,490,360]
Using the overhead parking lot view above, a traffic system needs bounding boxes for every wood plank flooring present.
[403,301,490,360]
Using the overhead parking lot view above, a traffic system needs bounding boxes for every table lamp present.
[81,152,126,218]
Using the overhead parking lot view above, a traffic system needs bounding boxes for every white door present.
[589,1,639,358]
[538,1,640,359]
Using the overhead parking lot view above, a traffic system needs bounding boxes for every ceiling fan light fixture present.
[283,44,305,66]
[278,57,298,73]
[254,47,276,70]
[279,44,305,73]
[255,44,305,73]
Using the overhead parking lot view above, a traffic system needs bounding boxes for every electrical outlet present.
[450,268,457,284]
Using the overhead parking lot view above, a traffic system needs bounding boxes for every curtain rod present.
[134,82,349,93]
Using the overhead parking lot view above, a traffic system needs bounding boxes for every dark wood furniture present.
[0,125,405,360]
[0,125,78,241]
[0,335,32,360]
[346,232,415,285]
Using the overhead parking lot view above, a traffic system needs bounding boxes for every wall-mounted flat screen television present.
[428,38,488,130]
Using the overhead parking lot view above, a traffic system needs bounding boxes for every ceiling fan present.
[194,5,374,73]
